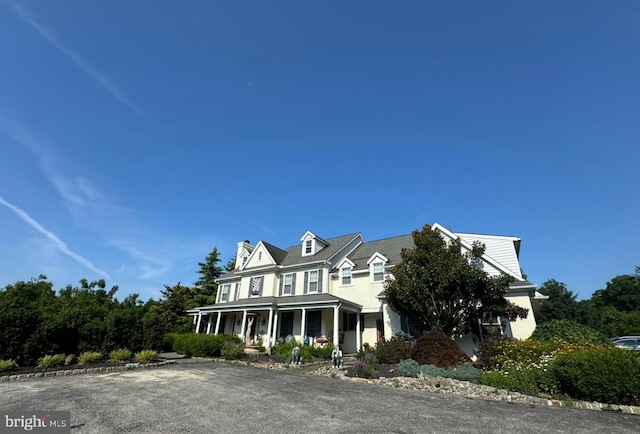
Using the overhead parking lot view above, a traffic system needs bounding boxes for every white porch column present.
[272,310,279,345]
[195,312,202,334]
[333,305,340,346]
[355,312,362,351]
[214,311,222,335]
[240,310,248,343]
[300,308,307,344]
[192,315,197,325]
[266,308,274,349]
[206,314,213,334]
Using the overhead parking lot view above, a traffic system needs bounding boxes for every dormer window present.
[341,267,352,285]
[367,252,389,283]
[372,262,384,282]
[300,231,328,257]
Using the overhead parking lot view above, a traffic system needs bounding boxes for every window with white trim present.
[308,270,319,292]
[341,267,352,285]
[283,273,294,295]
[305,240,312,254]
[220,284,231,302]
[373,262,384,282]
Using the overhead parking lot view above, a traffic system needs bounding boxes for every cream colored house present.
[187,223,544,355]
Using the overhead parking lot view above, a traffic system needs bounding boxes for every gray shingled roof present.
[193,293,361,311]
[216,233,362,280]
[279,233,361,266]
[262,242,288,264]
[343,234,414,270]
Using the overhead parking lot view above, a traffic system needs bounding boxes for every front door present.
[376,319,385,343]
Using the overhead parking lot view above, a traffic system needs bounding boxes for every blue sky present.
[1,1,638,301]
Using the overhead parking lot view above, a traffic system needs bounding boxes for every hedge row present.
[170,334,243,358]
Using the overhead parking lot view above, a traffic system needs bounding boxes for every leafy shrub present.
[271,342,334,362]
[551,346,640,405]
[375,333,414,364]
[0,359,17,372]
[78,351,102,364]
[134,350,158,363]
[397,359,480,381]
[478,338,560,370]
[531,320,609,345]
[162,333,179,352]
[38,354,66,368]
[482,359,557,394]
[108,348,132,361]
[352,353,378,378]
[221,341,245,360]
[410,331,470,368]
[172,333,243,357]
[475,335,513,367]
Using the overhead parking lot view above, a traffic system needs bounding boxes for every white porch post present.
[192,315,197,325]
[300,308,307,344]
[355,312,362,351]
[214,311,222,335]
[206,314,213,334]
[266,308,274,349]
[272,310,279,345]
[333,306,340,347]
[195,312,203,334]
[240,310,248,343]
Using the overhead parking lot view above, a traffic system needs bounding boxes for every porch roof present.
[189,293,362,314]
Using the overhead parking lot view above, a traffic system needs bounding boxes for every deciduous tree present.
[385,224,527,338]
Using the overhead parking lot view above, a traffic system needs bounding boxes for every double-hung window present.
[220,284,230,302]
[281,273,296,295]
[373,262,384,282]
[305,240,312,254]
[304,270,323,293]
[341,267,352,285]
[308,270,319,292]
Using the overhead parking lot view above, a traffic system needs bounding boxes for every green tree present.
[193,247,224,305]
[535,279,579,324]
[385,224,527,338]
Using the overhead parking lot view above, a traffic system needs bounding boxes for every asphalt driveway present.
[0,362,637,433]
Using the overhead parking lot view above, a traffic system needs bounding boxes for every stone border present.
[249,361,640,416]
[0,361,175,382]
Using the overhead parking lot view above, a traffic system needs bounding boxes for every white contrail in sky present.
[8,1,153,122]
[0,195,110,279]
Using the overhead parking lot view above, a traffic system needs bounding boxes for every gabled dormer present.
[300,231,328,257]
[244,241,278,269]
[336,257,355,286]
[235,240,254,270]
[367,252,389,283]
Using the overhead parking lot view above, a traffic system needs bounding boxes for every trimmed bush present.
[0,359,17,372]
[134,350,158,363]
[221,341,245,360]
[108,348,132,361]
[162,333,180,352]
[375,333,414,364]
[551,346,640,405]
[78,351,102,364]
[271,342,334,362]
[172,333,243,357]
[410,331,470,368]
[531,320,609,345]
[38,354,66,368]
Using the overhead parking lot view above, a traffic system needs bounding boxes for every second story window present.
[282,273,295,295]
[373,262,384,282]
[250,276,263,296]
[341,267,352,285]
[220,284,230,302]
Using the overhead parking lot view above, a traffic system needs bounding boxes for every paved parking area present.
[1,362,638,433]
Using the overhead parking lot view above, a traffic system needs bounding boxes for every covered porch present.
[187,294,363,353]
